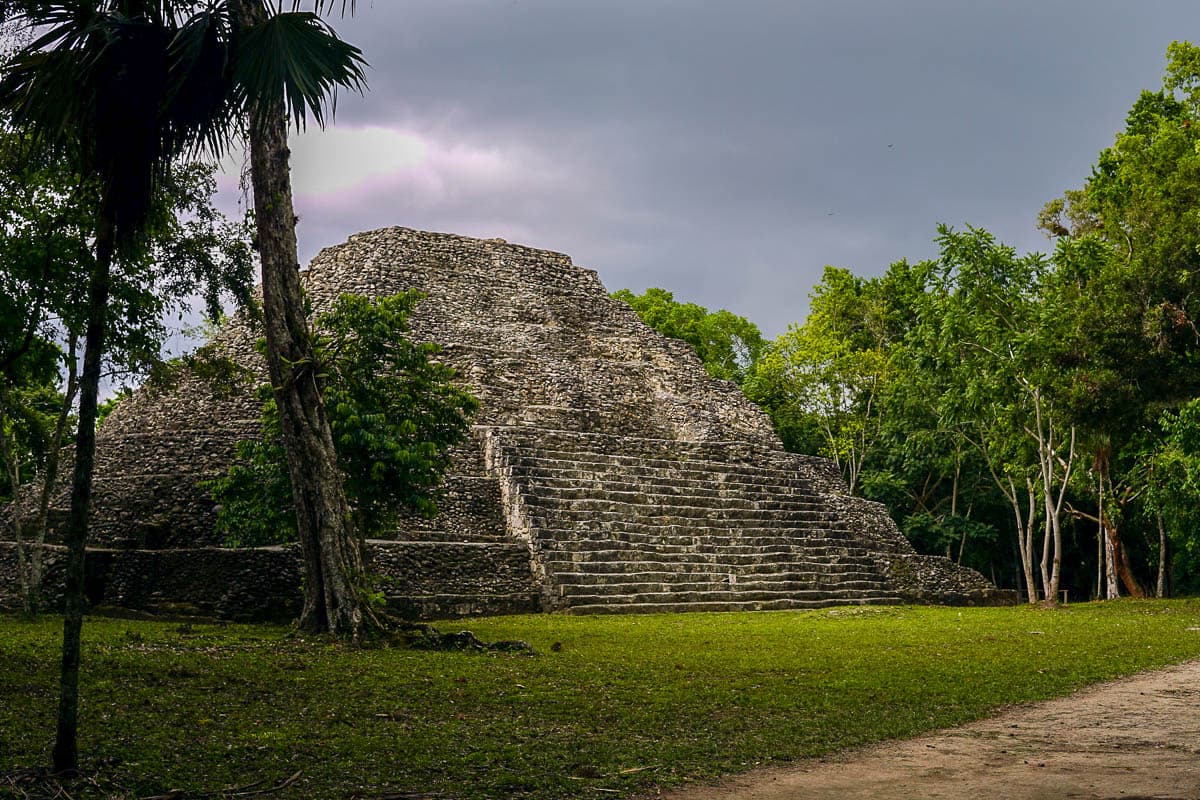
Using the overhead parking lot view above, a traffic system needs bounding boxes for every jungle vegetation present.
[619,42,1200,604]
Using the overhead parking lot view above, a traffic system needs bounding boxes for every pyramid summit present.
[0,227,1011,618]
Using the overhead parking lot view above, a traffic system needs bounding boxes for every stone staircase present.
[484,426,904,613]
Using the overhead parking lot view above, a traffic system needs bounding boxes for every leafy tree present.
[0,2,255,769]
[613,287,767,384]
[1141,401,1200,596]
[744,267,896,494]
[1036,40,1200,599]
[924,226,1082,603]
[207,291,477,549]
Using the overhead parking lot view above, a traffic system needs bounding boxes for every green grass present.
[4,601,1200,798]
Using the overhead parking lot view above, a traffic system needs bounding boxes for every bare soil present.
[659,660,1200,800]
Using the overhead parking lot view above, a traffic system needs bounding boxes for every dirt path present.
[661,660,1200,800]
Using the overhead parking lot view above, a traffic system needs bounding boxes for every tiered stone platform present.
[0,227,1008,619]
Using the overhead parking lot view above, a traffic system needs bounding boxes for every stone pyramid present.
[0,228,1009,618]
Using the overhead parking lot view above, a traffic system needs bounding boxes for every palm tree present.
[166,0,374,638]
[1,2,218,771]
[0,0,366,770]
[219,0,375,640]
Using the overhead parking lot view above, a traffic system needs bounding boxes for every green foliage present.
[744,266,903,493]
[208,292,478,546]
[4,603,1200,798]
[1140,401,1200,592]
[613,287,766,384]
[232,10,368,133]
[0,129,250,502]
[206,386,293,548]
[0,337,62,502]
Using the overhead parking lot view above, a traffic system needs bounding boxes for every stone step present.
[520,470,830,500]
[535,531,876,552]
[525,521,862,544]
[522,486,833,510]
[543,569,883,590]
[492,425,792,459]
[513,467,837,504]
[563,595,904,615]
[504,438,823,471]
[542,562,883,585]
[554,575,888,596]
[524,496,841,520]
[557,583,891,603]
[535,527,873,554]
[540,546,882,567]
[530,517,853,533]
[541,557,882,577]
[512,451,831,487]
[528,509,860,533]
[511,442,802,467]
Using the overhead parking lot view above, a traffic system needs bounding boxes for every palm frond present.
[291,0,355,16]
[166,4,239,159]
[232,10,366,131]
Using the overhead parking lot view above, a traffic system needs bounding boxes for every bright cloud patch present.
[286,124,533,207]
[289,126,430,195]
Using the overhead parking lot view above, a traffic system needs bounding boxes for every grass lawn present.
[4,601,1200,799]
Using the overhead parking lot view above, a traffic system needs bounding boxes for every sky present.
[215,0,1200,339]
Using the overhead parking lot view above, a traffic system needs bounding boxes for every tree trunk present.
[1103,512,1145,599]
[1157,511,1168,599]
[233,0,377,641]
[1003,475,1038,604]
[1102,524,1118,599]
[8,334,78,616]
[51,220,112,775]
[1039,508,1052,602]
[0,385,30,610]
[26,334,79,614]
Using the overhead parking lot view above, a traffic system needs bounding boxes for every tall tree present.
[219,0,372,638]
[0,2,252,770]
[1037,41,1200,597]
[908,226,1077,603]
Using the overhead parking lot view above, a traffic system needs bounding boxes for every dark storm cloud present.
[236,0,1200,337]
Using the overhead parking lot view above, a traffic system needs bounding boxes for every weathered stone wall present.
[0,540,538,620]
[0,226,1010,618]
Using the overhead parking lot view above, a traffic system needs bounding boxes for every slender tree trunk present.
[8,334,78,616]
[1096,473,1104,600]
[52,221,112,774]
[1103,513,1144,598]
[25,334,79,614]
[1039,505,1052,601]
[232,0,377,641]
[1157,511,1168,599]
[0,385,30,610]
[1036,398,1054,602]
[1002,474,1038,604]
[1103,526,1119,599]
[1047,426,1072,603]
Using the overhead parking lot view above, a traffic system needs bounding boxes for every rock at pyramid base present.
[0,227,1015,619]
